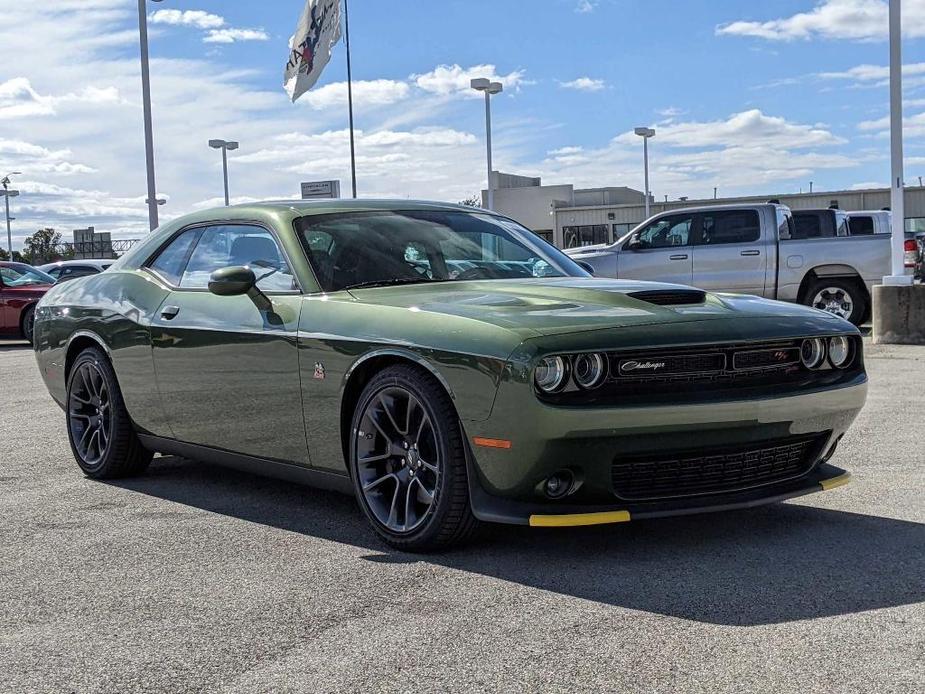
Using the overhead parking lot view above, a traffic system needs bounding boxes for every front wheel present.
[349,364,479,551]
[66,347,152,479]
[804,278,868,325]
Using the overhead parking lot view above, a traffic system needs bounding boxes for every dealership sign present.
[300,180,341,199]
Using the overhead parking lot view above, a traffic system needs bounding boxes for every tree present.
[22,228,62,265]
[458,194,482,208]
[0,248,25,262]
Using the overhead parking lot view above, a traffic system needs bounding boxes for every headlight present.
[534,356,568,392]
[828,336,852,368]
[800,338,826,369]
[573,353,606,389]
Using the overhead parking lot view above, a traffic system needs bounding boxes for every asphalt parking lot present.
[1,338,923,693]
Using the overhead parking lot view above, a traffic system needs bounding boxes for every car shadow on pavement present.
[0,341,31,351]
[110,455,925,628]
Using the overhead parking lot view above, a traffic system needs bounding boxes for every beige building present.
[483,172,925,249]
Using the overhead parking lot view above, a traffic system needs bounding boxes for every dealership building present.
[481,172,925,249]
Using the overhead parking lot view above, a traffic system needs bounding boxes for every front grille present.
[538,336,864,407]
[611,434,825,501]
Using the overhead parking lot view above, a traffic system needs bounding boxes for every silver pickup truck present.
[565,202,901,325]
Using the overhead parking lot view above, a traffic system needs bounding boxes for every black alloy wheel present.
[349,364,479,551]
[66,347,152,478]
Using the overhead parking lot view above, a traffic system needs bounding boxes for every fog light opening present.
[544,470,575,499]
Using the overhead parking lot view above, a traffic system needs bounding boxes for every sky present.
[2,0,925,249]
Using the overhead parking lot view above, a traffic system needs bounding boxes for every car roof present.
[650,202,783,215]
[227,198,487,216]
[39,259,114,268]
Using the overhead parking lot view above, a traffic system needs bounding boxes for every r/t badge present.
[313,362,326,380]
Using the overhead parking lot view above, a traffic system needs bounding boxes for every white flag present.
[284,0,342,102]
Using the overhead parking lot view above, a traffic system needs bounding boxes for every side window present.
[180,225,296,292]
[45,267,62,279]
[792,214,822,239]
[776,208,794,240]
[848,216,874,236]
[698,210,760,245]
[634,215,692,249]
[835,212,849,237]
[61,266,99,279]
[148,228,200,285]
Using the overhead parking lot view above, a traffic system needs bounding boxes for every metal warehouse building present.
[481,172,925,249]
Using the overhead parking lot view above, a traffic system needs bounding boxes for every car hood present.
[347,277,842,338]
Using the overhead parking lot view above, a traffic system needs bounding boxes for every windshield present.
[295,209,589,292]
[0,263,55,287]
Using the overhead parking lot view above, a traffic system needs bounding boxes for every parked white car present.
[38,259,115,283]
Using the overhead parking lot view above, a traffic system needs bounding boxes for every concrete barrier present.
[872,284,925,344]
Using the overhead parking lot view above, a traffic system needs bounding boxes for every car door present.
[147,223,309,465]
[617,213,694,285]
[691,209,767,296]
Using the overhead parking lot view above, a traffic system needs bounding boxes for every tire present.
[20,305,35,345]
[66,347,152,479]
[803,278,868,326]
[348,364,480,551]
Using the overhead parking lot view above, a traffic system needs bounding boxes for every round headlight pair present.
[535,353,607,392]
[801,336,854,370]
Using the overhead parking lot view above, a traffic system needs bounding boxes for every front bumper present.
[463,377,866,523]
[469,462,850,526]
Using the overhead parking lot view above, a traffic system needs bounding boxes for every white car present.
[38,259,115,283]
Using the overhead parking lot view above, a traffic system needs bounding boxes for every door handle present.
[669,254,689,260]
[740,250,760,256]
[160,305,180,320]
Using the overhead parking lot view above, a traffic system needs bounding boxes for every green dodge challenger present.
[34,200,866,550]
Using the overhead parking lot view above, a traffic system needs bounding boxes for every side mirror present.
[209,266,256,296]
[576,260,595,276]
[208,266,272,312]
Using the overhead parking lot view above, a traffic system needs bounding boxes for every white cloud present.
[299,80,410,110]
[614,109,845,149]
[411,64,526,97]
[149,9,225,30]
[537,109,854,200]
[716,0,925,41]
[150,7,268,44]
[203,28,270,44]
[0,78,121,119]
[559,77,606,91]
[575,1,597,13]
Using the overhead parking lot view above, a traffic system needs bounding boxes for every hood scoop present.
[627,289,706,306]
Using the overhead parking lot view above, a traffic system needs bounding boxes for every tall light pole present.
[138,0,165,231]
[634,127,655,219]
[470,78,503,210]
[1,172,21,258]
[208,140,239,206]
[885,0,912,285]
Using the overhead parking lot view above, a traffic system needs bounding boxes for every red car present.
[0,261,55,344]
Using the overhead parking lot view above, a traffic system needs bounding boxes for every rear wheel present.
[349,364,479,551]
[66,347,152,479]
[804,278,867,325]
[20,305,35,345]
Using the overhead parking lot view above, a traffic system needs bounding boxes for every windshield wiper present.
[343,277,449,290]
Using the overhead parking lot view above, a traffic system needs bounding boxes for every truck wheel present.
[349,364,480,551]
[804,278,867,325]
[66,347,152,479]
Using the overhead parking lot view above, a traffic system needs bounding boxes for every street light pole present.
[138,0,164,231]
[209,140,239,206]
[634,127,656,218]
[1,172,21,258]
[470,78,503,210]
[885,0,911,284]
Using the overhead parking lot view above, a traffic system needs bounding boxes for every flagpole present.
[343,0,357,198]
